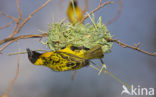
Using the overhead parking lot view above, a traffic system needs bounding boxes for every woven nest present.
[44,16,113,53]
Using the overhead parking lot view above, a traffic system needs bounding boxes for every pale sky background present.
[0,0,156,97]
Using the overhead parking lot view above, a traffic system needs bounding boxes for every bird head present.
[26,48,41,64]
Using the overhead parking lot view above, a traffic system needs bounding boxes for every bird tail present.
[84,45,104,60]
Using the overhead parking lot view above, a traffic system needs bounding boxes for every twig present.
[104,70,131,89]
[0,0,51,51]
[0,21,14,29]
[16,0,22,17]
[0,12,18,22]
[81,1,114,23]
[105,0,123,25]
[15,0,51,34]
[8,49,49,56]
[99,0,102,6]
[1,49,20,97]
[98,59,107,75]
[8,0,23,38]
[0,40,17,52]
[9,23,19,38]
[0,33,48,52]
[8,0,51,38]
[0,33,48,45]
[106,38,156,56]
[90,62,131,89]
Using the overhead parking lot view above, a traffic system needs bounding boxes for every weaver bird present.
[66,0,84,24]
[27,45,104,72]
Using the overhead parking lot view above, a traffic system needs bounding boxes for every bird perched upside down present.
[27,45,104,72]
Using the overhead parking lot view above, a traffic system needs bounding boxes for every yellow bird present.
[26,45,104,72]
[67,0,84,24]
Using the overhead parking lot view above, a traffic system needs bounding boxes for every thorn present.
[134,42,141,48]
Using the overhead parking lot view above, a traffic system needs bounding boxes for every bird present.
[66,0,84,24]
[26,45,104,72]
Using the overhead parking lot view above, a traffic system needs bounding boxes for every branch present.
[0,12,17,30]
[0,40,17,52]
[0,33,48,45]
[0,0,51,52]
[99,0,102,5]
[7,0,23,38]
[81,1,114,23]
[105,38,156,57]
[90,62,131,89]
[0,12,18,22]
[8,0,51,38]
[0,33,48,52]
[16,0,22,17]
[0,21,14,29]
[1,49,20,97]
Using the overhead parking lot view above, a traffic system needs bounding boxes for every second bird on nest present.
[67,0,84,24]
